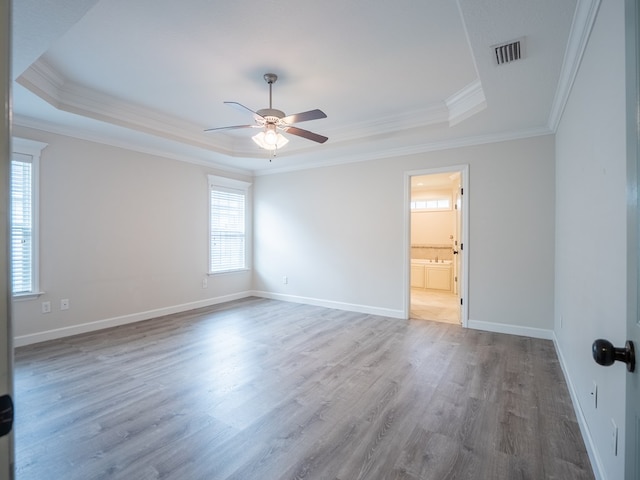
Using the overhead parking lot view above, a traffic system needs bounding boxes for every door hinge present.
[460,298,464,306]
[0,395,13,437]
[460,188,463,195]
[461,243,463,251]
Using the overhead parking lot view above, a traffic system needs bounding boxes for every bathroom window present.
[208,175,251,274]
[411,198,450,211]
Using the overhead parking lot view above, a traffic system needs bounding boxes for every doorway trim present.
[403,164,469,325]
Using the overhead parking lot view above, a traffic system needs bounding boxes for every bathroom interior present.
[410,171,461,325]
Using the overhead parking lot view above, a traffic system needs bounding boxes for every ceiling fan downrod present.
[264,73,277,109]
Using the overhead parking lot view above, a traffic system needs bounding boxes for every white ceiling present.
[12,0,586,175]
[411,172,461,193]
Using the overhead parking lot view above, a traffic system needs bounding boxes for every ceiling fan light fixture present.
[264,125,279,145]
[252,130,289,150]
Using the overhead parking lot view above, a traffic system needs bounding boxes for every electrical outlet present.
[41,301,51,314]
[202,278,208,289]
[591,381,597,409]
[283,276,288,284]
[611,419,618,456]
[60,299,69,311]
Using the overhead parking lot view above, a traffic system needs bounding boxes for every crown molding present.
[12,136,48,156]
[326,103,450,143]
[15,58,66,108]
[16,56,488,159]
[446,79,486,126]
[14,109,552,178]
[326,79,486,142]
[547,0,601,131]
[16,59,241,154]
[12,114,254,176]
[254,125,553,176]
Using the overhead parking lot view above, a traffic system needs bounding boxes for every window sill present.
[209,268,250,276]
[13,291,45,301]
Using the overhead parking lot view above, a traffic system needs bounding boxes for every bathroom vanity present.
[410,259,452,291]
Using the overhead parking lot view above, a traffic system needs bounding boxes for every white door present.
[0,0,14,478]
[626,1,640,478]
[454,188,462,296]
[455,172,468,327]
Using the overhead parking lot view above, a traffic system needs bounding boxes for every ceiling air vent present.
[493,38,524,65]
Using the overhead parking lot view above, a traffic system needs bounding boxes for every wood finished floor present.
[14,297,593,480]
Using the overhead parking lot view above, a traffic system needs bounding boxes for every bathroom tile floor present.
[410,288,460,324]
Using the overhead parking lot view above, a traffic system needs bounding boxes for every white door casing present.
[0,0,14,477]
[626,1,640,478]
[404,164,469,326]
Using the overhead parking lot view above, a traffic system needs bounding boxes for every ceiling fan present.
[205,73,328,151]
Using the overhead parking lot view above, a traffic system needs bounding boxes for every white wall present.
[411,210,454,246]
[12,126,253,345]
[253,135,555,333]
[12,121,555,347]
[555,1,627,479]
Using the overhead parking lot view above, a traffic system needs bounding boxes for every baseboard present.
[466,318,554,340]
[14,293,554,349]
[13,292,252,347]
[552,333,604,480]
[251,290,406,319]
[14,292,403,347]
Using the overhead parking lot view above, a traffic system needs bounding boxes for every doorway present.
[405,166,468,326]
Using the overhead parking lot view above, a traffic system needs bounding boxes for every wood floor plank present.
[14,297,594,479]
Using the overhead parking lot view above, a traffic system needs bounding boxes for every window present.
[11,138,46,297]
[208,175,251,274]
[410,198,451,210]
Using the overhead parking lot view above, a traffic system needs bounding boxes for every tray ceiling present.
[12,0,590,175]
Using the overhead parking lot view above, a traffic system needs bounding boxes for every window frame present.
[208,175,252,275]
[11,137,47,299]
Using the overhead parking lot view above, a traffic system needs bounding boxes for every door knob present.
[592,339,635,372]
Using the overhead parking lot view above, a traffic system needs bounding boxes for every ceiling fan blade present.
[204,125,257,132]
[224,101,264,119]
[283,126,328,144]
[281,109,327,124]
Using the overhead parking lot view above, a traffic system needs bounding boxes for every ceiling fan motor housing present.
[257,108,286,123]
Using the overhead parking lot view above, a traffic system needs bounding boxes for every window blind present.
[11,154,34,294]
[210,187,246,272]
